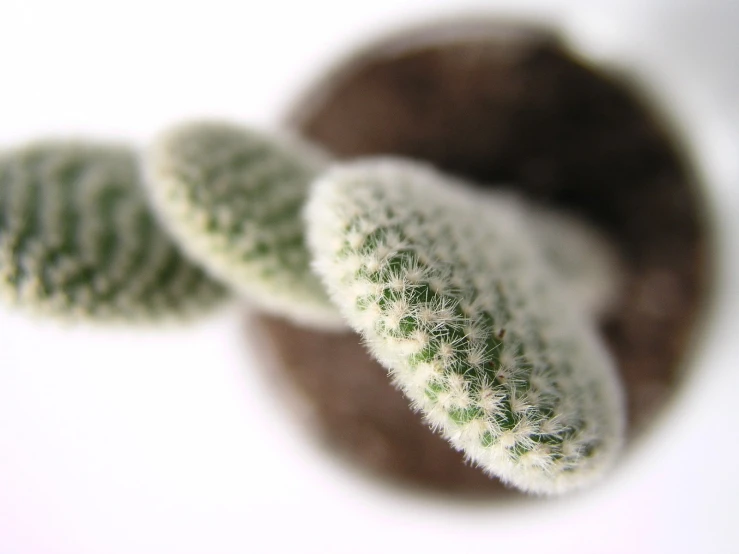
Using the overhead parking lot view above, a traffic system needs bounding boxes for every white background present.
[1,1,738,553]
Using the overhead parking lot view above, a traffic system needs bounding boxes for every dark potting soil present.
[252,20,710,496]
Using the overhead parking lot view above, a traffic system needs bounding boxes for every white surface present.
[1,1,738,553]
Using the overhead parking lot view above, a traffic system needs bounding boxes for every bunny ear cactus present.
[0,142,227,321]
[306,158,625,495]
[144,121,343,329]
[0,124,625,492]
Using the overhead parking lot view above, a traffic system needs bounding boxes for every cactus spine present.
[306,158,625,494]
[145,121,342,329]
[0,142,227,321]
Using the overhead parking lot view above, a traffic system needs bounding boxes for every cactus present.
[145,121,343,329]
[0,126,625,494]
[0,141,227,321]
[306,158,625,494]
[526,205,622,320]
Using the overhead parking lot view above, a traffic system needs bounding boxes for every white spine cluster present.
[306,158,625,494]
[145,121,343,329]
[0,142,227,321]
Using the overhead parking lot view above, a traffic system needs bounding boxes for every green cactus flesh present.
[0,142,227,321]
[306,158,625,494]
[145,121,342,329]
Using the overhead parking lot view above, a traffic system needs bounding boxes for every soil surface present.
[250,19,710,496]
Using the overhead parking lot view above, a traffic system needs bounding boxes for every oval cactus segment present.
[0,142,227,321]
[527,206,623,320]
[306,158,625,495]
[145,122,343,329]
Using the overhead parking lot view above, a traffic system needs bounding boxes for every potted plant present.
[248,17,712,495]
[0,17,711,499]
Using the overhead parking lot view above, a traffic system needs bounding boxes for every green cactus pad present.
[306,158,625,495]
[145,121,342,329]
[0,142,227,321]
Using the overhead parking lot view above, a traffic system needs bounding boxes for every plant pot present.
[248,17,711,497]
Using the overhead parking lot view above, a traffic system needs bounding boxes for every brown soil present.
[250,19,710,496]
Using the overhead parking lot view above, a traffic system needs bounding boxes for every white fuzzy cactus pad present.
[145,121,342,328]
[0,142,227,320]
[306,159,625,495]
